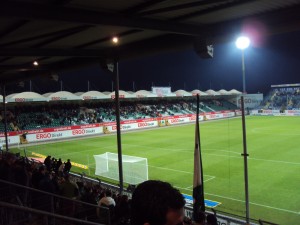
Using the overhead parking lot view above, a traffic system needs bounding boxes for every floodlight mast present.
[236,35,250,225]
[235,36,250,94]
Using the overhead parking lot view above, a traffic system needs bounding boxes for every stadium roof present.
[5,91,47,102]
[80,91,110,100]
[46,91,81,100]
[3,89,243,102]
[174,90,193,97]
[1,0,300,84]
[192,90,208,96]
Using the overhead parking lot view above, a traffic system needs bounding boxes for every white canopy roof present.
[191,90,208,96]
[6,92,47,102]
[134,90,158,98]
[218,89,230,95]
[205,89,221,96]
[228,89,242,94]
[80,91,110,100]
[3,88,241,103]
[107,90,135,99]
[174,90,192,97]
[47,91,82,101]
[43,92,54,97]
[74,92,84,96]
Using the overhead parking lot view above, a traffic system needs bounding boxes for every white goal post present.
[94,152,148,185]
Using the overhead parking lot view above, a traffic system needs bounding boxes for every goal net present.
[94,152,148,185]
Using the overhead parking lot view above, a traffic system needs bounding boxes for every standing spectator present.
[38,172,56,211]
[64,159,72,174]
[44,156,52,172]
[97,189,116,223]
[58,162,65,176]
[32,165,46,189]
[59,174,78,217]
[98,189,116,207]
[56,158,62,174]
[131,180,185,225]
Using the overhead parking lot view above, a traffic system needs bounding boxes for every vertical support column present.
[113,60,124,194]
[241,96,250,224]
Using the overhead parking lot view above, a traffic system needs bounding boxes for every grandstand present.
[0,89,240,133]
[258,84,300,110]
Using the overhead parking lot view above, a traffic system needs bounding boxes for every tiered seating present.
[0,98,237,132]
[0,123,13,131]
[260,87,300,110]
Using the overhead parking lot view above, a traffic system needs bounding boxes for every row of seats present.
[0,99,236,132]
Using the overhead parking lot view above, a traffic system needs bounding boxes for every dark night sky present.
[13,29,300,95]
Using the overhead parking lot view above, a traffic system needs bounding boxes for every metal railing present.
[0,201,103,225]
[0,178,110,225]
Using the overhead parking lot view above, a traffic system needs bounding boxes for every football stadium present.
[1,86,300,225]
[1,1,300,225]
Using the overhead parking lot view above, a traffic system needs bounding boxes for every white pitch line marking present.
[185,176,215,189]
[175,186,299,215]
[204,176,215,183]
[203,152,300,166]
[205,192,300,215]
[203,148,241,155]
[148,165,215,180]
[124,144,300,166]
[148,165,192,174]
[248,157,300,165]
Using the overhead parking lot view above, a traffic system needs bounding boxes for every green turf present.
[12,116,300,225]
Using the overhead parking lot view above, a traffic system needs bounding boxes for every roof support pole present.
[113,60,124,194]
[241,96,250,224]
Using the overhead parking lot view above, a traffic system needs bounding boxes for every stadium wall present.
[251,109,300,116]
[0,111,237,146]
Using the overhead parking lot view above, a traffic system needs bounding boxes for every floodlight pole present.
[113,60,124,194]
[236,36,250,224]
[241,96,250,224]
[241,49,250,224]
[241,49,246,94]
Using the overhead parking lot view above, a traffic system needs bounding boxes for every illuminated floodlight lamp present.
[112,36,119,44]
[33,61,39,66]
[235,36,250,50]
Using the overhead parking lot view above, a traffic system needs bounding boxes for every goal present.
[94,152,148,185]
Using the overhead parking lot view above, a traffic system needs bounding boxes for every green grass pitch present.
[12,116,300,225]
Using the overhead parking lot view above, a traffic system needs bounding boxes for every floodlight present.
[112,36,119,44]
[235,36,250,50]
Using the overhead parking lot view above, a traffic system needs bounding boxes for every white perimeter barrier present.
[251,109,300,116]
[1,111,238,146]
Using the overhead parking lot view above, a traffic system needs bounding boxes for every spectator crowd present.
[0,152,218,225]
[0,99,236,132]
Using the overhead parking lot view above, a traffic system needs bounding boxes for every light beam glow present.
[235,36,250,50]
